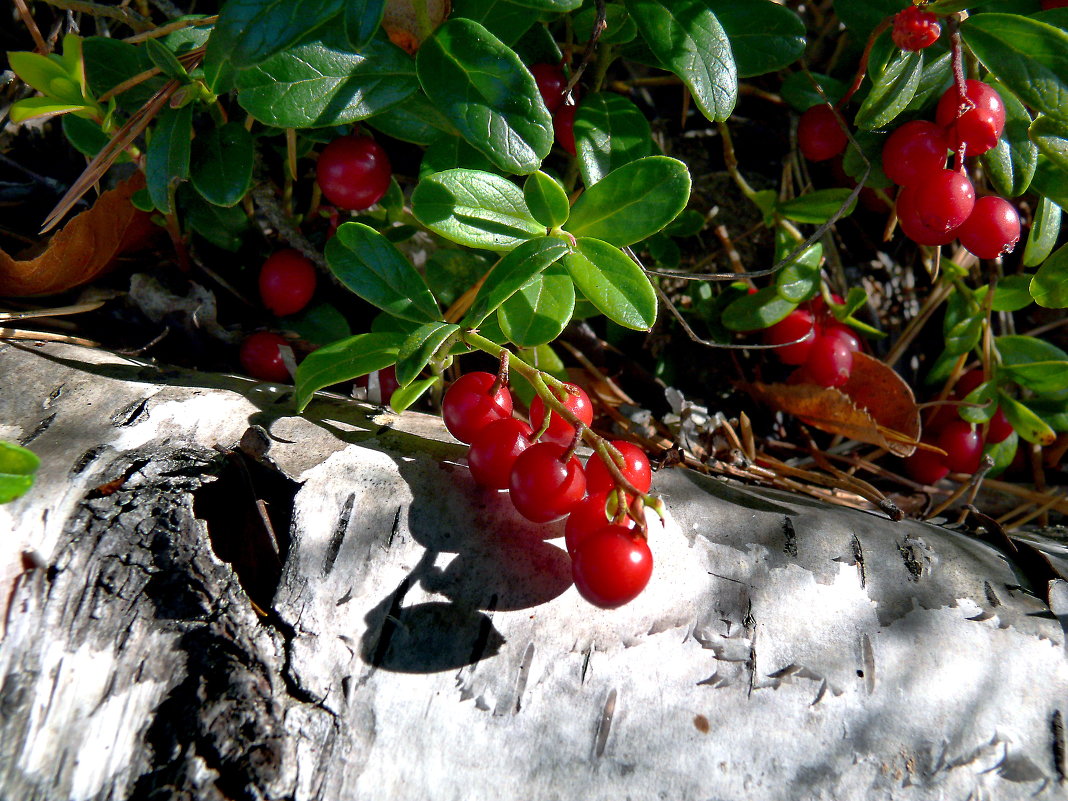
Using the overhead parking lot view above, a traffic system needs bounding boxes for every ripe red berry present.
[315,135,392,211]
[240,332,291,382]
[892,5,942,51]
[508,441,586,523]
[936,419,983,474]
[259,249,317,316]
[882,120,948,187]
[554,103,577,155]
[529,384,594,446]
[763,308,817,365]
[935,81,1005,158]
[896,169,975,246]
[564,492,633,556]
[468,417,534,490]
[798,104,848,162]
[802,334,854,388]
[1042,0,1068,7]
[585,441,652,496]
[441,372,514,444]
[905,446,949,485]
[956,195,1021,259]
[571,526,653,608]
[986,407,1014,444]
[530,63,567,113]
[955,369,986,399]
[824,323,862,354]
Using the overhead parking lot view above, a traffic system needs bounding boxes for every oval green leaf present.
[779,188,857,225]
[345,0,386,48]
[997,393,1057,445]
[395,322,460,386]
[145,103,193,214]
[561,237,658,330]
[1030,243,1068,309]
[390,375,441,413]
[981,81,1038,197]
[497,267,576,347]
[0,441,40,504]
[190,122,254,207]
[523,171,570,229]
[721,286,796,332]
[294,331,405,412]
[1023,196,1062,267]
[210,0,345,68]
[774,228,823,303]
[855,50,924,131]
[574,92,653,186]
[1030,114,1068,174]
[463,236,571,326]
[706,0,805,78]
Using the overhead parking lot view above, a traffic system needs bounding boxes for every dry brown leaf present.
[382,0,450,53]
[742,352,921,457]
[0,173,156,297]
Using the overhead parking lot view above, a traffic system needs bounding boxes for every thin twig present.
[565,0,606,94]
[14,0,49,53]
[38,0,153,31]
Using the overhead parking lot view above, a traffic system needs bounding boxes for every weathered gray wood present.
[1,340,1066,800]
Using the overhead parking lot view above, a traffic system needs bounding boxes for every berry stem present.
[837,17,892,110]
[490,348,510,396]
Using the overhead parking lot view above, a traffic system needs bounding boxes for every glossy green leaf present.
[721,286,795,332]
[1030,114,1068,173]
[574,92,653,186]
[83,37,162,110]
[1030,157,1068,208]
[294,331,404,412]
[1030,243,1068,308]
[623,0,737,122]
[190,123,254,207]
[448,0,540,45]
[833,0,903,37]
[706,0,805,78]
[981,81,1038,197]
[326,223,441,322]
[561,238,657,330]
[523,171,570,228]
[997,393,1057,445]
[572,4,637,44]
[497,267,576,346]
[958,382,998,424]
[390,376,441,413]
[420,136,499,178]
[211,0,345,68]
[62,115,112,159]
[417,19,554,175]
[180,186,250,250]
[345,0,386,48]
[982,431,1017,479]
[236,31,417,128]
[961,14,1068,121]
[943,288,982,356]
[779,188,857,224]
[282,303,352,345]
[974,274,1035,312]
[0,441,39,504]
[774,228,823,303]
[425,249,495,307]
[845,131,892,189]
[8,98,89,123]
[395,322,460,386]
[906,49,953,113]
[780,72,849,113]
[367,93,457,145]
[8,50,83,104]
[463,236,571,326]
[996,334,1068,394]
[411,169,544,250]
[855,50,923,131]
[1028,398,1068,432]
[564,156,690,246]
[1023,196,1062,267]
[146,103,193,214]
[145,38,189,81]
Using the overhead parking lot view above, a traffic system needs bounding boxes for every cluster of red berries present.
[905,369,1014,485]
[441,371,655,608]
[891,4,941,52]
[532,62,578,156]
[763,296,863,388]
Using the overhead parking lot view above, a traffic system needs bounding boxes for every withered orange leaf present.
[0,173,156,297]
[382,0,450,53]
[743,352,921,457]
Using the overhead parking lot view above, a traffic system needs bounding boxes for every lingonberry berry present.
[986,407,1014,444]
[529,383,594,446]
[530,62,567,113]
[802,334,854,388]
[585,441,652,496]
[571,526,653,608]
[905,446,949,485]
[824,323,862,355]
[316,135,392,211]
[935,81,1005,158]
[1042,0,1068,7]
[508,442,586,523]
[936,419,983,474]
[441,372,513,444]
[882,120,948,187]
[956,195,1021,259]
[554,103,577,156]
[892,5,941,51]
[240,332,291,382]
[763,308,817,365]
[896,169,975,246]
[797,104,848,162]
[564,492,633,556]
[468,417,534,490]
[259,249,317,316]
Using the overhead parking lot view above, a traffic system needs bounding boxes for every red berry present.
[355,365,399,405]
[530,63,567,113]
[259,249,317,316]
[441,372,514,444]
[763,308,817,365]
[508,442,586,523]
[937,419,983,474]
[571,526,653,608]
[798,104,848,162]
[468,418,534,490]
[554,104,577,155]
[956,196,1021,259]
[896,169,975,246]
[935,81,1005,158]
[565,492,633,556]
[315,135,392,211]
[882,120,948,187]
[585,441,652,496]
[954,369,986,399]
[529,384,594,446]
[905,446,949,485]
[892,6,941,51]
[986,407,1014,444]
[1042,0,1068,7]
[803,334,854,388]
[825,323,862,354]
[240,332,291,382]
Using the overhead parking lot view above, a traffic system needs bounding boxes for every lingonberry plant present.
[259,249,317,316]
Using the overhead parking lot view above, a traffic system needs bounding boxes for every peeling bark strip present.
[2,342,1068,800]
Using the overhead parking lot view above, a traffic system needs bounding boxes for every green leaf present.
[974,274,1034,312]
[1023,196,1062,267]
[395,322,460,386]
[958,382,998,424]
[326,223,441,322]
[855,50,924,131]
[294,331,404,412]
[906,49,953,113]
[411,169,544,250]
[561,238,657,330]
[845,131,892,189]
[663,209,705,237]
[190,123,254,207]
[1031,157,1068,208]
[145,37,189,81]
[564,156,690,246]
[943,287,982,356]
[417,19,553,175]
[1028,398,1068,432]
[523,171,570,228]
[390,376,441,412]
[774,228,822,303]
[448,0,540,45]
[420,135,499,178]
[236,31,417,128]
[146,103,194,215]
[425,249,495,307]
[367,92,457,145]
[9,98,90,123]
[282,302,352,345]
[497,267,576,346]
[1030,114,1068,173]
[0,441,39,504]
[982,431,1017,479]
[706,0,805,78]
[997,392,1056,445]
[8,50,84,104]
[83,37,162,110]
[211,0,345,68]
[62,115,112,159]
[345,0,386,48]
[1030,241,1068,308]
[573,4,637,44]
[833,0,903,37]
[574,92,653,186]
[721,286,796,332]
[996,334,1068,393]
[180,186,250,250]
[623,0,737,122]
[780,72,849,112]
[463,236,571,326]
[981,81,1038,197]
[779,188,857,224]
[961,14,1068,122]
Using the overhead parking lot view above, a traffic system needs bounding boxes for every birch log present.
[0,340,1066,801]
